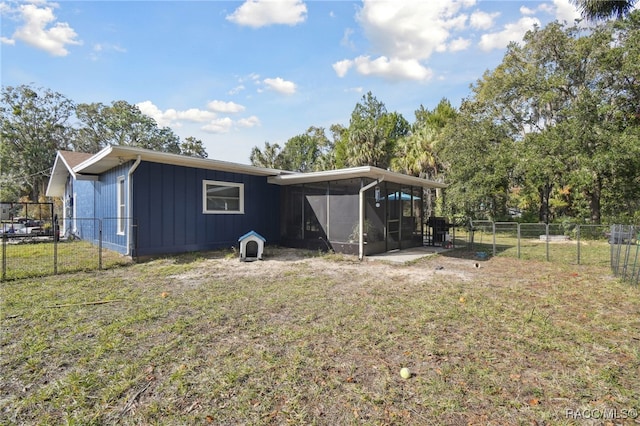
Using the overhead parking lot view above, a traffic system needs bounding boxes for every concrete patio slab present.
[366,246,449,264]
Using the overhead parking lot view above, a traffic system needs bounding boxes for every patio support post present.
[126,155,141,256]
[359,177,384,261]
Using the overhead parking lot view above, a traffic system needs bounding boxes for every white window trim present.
[202,180,244,214]
[117,176,126,235]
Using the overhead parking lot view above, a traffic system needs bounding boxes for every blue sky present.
[0,0,602,164]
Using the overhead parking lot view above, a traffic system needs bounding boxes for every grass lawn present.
[1,247,639,425]
[1,240,133,281]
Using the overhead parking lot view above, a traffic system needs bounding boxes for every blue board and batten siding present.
[71,164,131,253]
[132,161,281,257]
[97,164,130,253]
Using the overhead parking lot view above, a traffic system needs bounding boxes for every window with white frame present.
[203,180,244,214]
[117,176,126,234]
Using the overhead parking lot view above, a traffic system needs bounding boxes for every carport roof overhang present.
[267,166,447,189]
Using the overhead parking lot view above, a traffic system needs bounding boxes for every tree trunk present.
[588,175,602,224]
[538,183,551,223]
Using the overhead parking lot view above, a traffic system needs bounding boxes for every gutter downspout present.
[359,177,384,261]
[126,155,142,256]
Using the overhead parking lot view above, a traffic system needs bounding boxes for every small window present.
[117,176,126,234]
[203,180,244,214]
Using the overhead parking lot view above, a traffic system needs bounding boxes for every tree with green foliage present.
[250,142,283,169]
[393,98,458,179]
[463,16,640,223]
[392,126,438,178]
[250,127,334,172]
[434,13,640,223]
[0,85,75,201]
[73,100,182,154]
[334,92,409,169]
[413,98,458,132]
[571,0,637,20]
[279,127,333,172]
[180,136,208,158]
[438,101,516,220]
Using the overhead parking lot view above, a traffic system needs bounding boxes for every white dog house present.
[238,230,266,261]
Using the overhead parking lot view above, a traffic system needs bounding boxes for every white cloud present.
[552,0,581,23]
[202,117,234,133]
[478,16,540,51]
[10,3,82,56]
[226,0,307,28]
[448,37,470,52]
[136,101,167,124]
[357,0,475,61]
[207,100,246,113]
[519,0,580,23]
[90,42,126,61]
[339,0,482,81]
[470,10,499,30]
[237,116,261,128]
[263,77,297,95]
[341,27,355,49]
[93,43,126,53]
[335,55,433,81]
[137,101,259,135]
[332,59,353,78]
[228,85,246,95]
[178,108,218,122]
[1,37,16,45]
[137,101,217,127]
[520,6,536,16]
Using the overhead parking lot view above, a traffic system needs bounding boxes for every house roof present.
[267,166,447,189]
[74,145,287,177]
[46,145,446,198]
[46,145,288,197]
[46,151,95,197]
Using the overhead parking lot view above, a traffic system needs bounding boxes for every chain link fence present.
[450,220,638,284]
[609,224,639,285]
[1,217,134,282]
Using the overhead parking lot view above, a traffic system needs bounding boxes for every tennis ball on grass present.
[400,367,411,379]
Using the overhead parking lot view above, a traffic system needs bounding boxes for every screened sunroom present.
[268,167,447,259]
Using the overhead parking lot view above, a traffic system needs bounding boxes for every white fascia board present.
[46,152,73,197]
[73,145,285,177]
[268,166,447,189]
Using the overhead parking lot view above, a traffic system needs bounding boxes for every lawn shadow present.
[439,243,515,262]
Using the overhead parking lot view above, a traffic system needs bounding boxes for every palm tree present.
[391,127,438,179]
[571,0,637,20]
[346,125,387,168]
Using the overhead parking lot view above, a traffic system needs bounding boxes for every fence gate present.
[610,224,639,285]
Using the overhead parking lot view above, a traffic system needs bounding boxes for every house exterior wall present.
[65,164,130,253]
[96,164,131,253]
[132,161,280,257]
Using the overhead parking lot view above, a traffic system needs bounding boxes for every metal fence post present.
[492,221,496,257]
[576,225,581,265]
[546,223,550,262]
[517,223,521,259]
[622,230,631,281]
[98,219,103,270]
[53,218,58,275]
[2,233,6,281]
[610,225,616,274]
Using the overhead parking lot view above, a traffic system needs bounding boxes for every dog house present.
[238,230,266,261]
